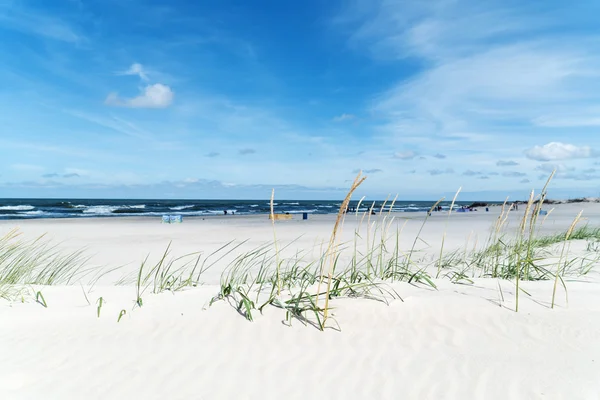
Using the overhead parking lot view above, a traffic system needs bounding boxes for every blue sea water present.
[0,199,493,219]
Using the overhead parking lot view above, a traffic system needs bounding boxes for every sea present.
[0,199,491,220]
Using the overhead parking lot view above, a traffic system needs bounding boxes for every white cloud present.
[525,142,596,161]
[333,113,356,122]
[121,63,149,81]
[393,150,417,160]
[105,84,174,109]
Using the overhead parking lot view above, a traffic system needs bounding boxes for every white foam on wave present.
[170,205,194,211]
[0,205,35,211]
[284,202,300,205]
[250,204,259,208]
[21,210,46,216]
[83,206,119,214]
[130,205,146,209]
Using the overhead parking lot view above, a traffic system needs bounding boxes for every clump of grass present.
[205,172,409,330]
[0,229,89,302]
[0,230,89,286]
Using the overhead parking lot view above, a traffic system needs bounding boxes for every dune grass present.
[0,229,89,301]
[1,171,599,325]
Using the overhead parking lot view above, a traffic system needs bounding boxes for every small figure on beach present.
[223,210,228,215]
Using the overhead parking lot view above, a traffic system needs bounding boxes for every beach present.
[1,203,600,399]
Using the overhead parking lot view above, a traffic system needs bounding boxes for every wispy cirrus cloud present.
[333,113,356,122]
[0,3,84,43]
[335,0,600,185]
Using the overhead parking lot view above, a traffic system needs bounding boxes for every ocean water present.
[0,199,491,220]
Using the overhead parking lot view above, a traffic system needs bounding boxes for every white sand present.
[1,203,600,399]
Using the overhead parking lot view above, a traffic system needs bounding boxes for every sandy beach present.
[1,203,600,399]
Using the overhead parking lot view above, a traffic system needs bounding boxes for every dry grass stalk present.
[379,194,390,216]
[494,198,509,233]
[551,210,583,308]
[529,171,556,235]
[541,207,555,226]
[436,187,461,278]
[270,189,282,295]
[515,190,535,312]
[355,196,366,220]
[319,172,367,324]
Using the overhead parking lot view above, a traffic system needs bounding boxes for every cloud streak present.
[333,113,356,122]
[105,84,174,109]
[120,63,149,81]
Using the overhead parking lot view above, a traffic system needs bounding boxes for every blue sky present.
[1,0,600,200]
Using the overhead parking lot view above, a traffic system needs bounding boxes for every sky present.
[1,0,600,200]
